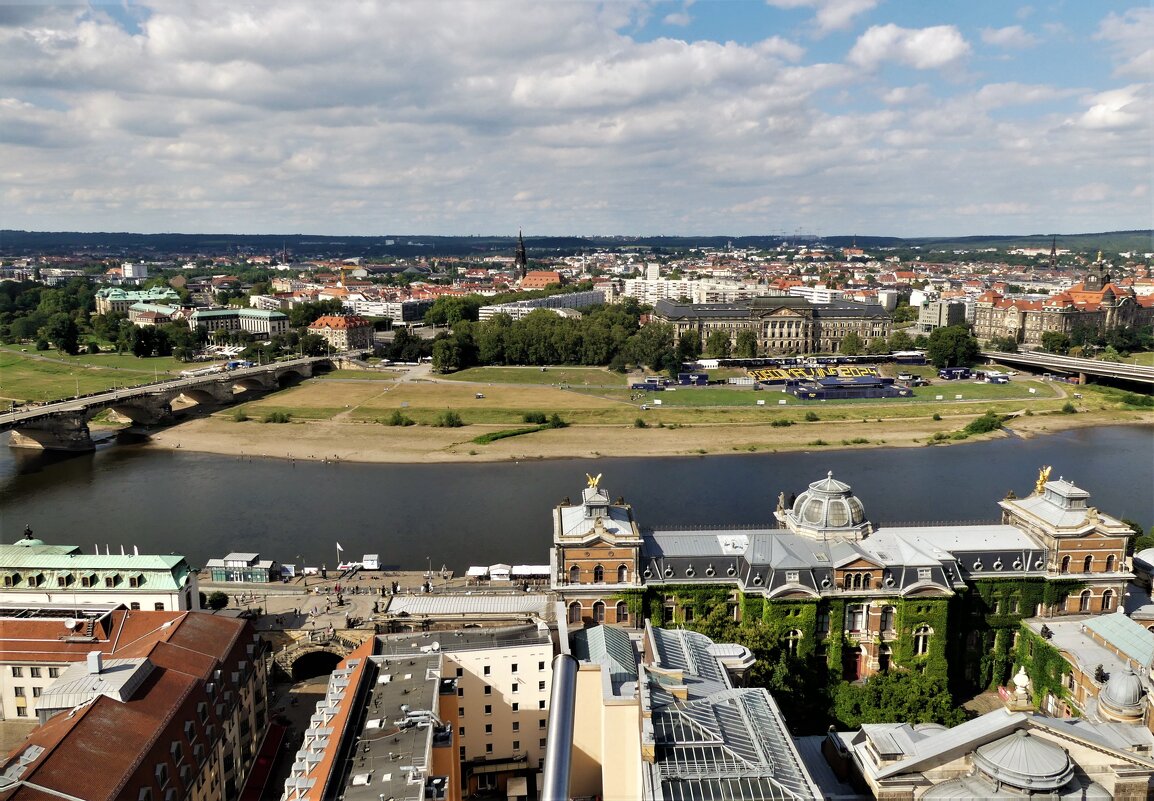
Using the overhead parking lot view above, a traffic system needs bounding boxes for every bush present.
[804,411,820,422]
[435,410,464,427]
[231,408,249,423]
[522,412,547,424]
[262,411,292,424]
[634,418,648,428]
[962,410,1004,436]
[1060,401,1077,414]
[932,413,942,421]
[206,591,229,611]
[770,418,793,427]
[385,410,415,426]
[548,413,568,429]
[86,341,101,354]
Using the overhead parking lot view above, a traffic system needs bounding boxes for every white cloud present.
[848,24,970,71]
[980,25,1039,49]
[1094,8,1154,79]
[0,1,1146,237]
[765,0,877,34]
[1073,85,1147,131]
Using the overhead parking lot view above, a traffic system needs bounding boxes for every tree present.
[839,331,863,356]
[424,296,481,327]
[887,330,914,352]
[734,329,759,358]
[926,325,979,368]
[866,336,888,355]
[832,669,966,729]
[1040,331,1071,355]
[299,333,329,356]
[206,591,229,611]
[677,329,702,362]
[42,313,79,355]
[705,330,731,358]
[989,335,1018,353]
[892,302,919,324]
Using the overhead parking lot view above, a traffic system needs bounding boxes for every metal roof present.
[1085,613,1154,668]
[385,593,552,618]
[572,625,638,691]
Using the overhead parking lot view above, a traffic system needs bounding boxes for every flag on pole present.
[336,542,344,552]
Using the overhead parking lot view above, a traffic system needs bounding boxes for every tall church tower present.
[514,230,528,280]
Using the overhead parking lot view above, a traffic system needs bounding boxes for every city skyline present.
[1,1,1150,238]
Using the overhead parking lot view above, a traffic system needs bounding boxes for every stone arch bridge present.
[0,357,331,451]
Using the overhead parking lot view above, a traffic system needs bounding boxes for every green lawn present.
[0,351,186,403]
[1124,352,1154,366]
[0,344,190,374]
[440,366,622,386]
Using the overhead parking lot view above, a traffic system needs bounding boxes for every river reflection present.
[0,425,1150,571]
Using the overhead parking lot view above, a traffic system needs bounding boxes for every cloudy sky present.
[1,1,1150,238]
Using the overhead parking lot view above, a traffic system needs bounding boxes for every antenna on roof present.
[120,545,125,556]
[133,545,139,556]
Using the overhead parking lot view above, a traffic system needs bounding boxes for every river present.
[0,426,1150,571]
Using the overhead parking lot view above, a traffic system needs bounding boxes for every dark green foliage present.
[839,331,863,356]
[206,591,229,610]
[634,417,648,428]
[832,671,966,729]
[1040,330,1071,355]
[804,411,820,422]
[384,410,415,426]
[1060,401,1077,414]
[262,411,291,423]
[523,412,547,424]
[770,418,792,427]
[705,330,732,358]
[926,325,980,368]
[472,426,543,444]
[231,408,249,422]
[962,410,1005,436]
[734,329,758,358]
[989,335,1019,353]
[287,298,344,328]
[1014,628,1071,709]
[434,410,464,427]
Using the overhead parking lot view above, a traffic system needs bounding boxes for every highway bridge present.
[0,357,332,451]
[981,350,1154,388]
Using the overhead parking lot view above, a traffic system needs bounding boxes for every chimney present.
[87,651,103,675]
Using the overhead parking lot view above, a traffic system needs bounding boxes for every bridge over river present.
[981,350,1154,389]
[0,356,332,451]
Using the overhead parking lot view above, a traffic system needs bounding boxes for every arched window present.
[1060,555,1071,574]
[568,602,582,624]
[880,606,896,633]
[914,625,932,656]
[592,601,605,623]
[569,565,580,585]
[852,573,862,590]
[615,601,628,622]
[593,565,604,583]
[843,574,853,590]
[1106,555,1116,573]
[1083,555,1093,574]
[1079,590,1092,612]
[863,573,873,590]
[1102,589,1115,611]
[785,629,803,656]
[617,564,628,583]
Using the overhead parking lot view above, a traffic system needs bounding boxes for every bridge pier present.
[8,414,95,452]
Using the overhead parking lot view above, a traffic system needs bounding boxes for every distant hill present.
[1,229,1149,259]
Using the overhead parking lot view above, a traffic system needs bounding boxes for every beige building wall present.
[448,641,554,771]
[570,663,643,801]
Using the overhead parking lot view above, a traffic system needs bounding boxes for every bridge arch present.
[290,649,345,681]
[276,369,307,388]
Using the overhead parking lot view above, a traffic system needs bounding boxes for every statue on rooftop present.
[1034,465,1052,495]
[586,472,602,489]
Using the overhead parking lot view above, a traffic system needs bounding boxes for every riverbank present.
[144,408,1154,464]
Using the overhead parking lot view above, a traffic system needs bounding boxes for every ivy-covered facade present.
[553,468,1131,698]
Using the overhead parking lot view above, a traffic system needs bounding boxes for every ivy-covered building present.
[552,469,1132,688]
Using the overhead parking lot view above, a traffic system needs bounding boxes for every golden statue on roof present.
[586,472,602,489]
[1035,465,1052,495]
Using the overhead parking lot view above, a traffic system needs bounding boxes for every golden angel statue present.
[586,472,602,489]
[1034,466,1052,495]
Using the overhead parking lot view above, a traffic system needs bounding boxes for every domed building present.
[1097,666,1147,723]
[778,471,872,542]
[552,467,1133,682]
[837,711,1143,800]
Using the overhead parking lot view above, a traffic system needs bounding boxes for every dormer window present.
[80,573,97,588]
[56,574,73,587]
[105,574,121,588]
[128,574,145,588]
[1,573,19,588]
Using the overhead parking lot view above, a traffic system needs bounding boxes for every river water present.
[0,426,1150,571]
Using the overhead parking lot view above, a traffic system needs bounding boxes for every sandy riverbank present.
[144,409,1154,464]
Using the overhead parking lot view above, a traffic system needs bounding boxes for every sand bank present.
[144,409,1154,464]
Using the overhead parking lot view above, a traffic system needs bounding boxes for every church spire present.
[515,230,528,280]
